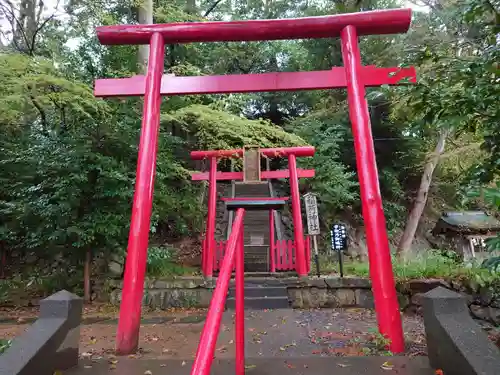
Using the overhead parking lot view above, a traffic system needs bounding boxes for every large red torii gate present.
[94,8,416,355]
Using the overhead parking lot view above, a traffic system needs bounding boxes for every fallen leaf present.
[217,346,228,353]
[338,364,350,368]
[160,364,167,367]
[144,371,153,375]
[248,328,255,332]
[162,348,170,353]
[435,371,444,375]
[229,340,234,344]
[152,337,159,342]
[181,361,187,367]
[279,347,286,351]
[245,365,256,370]
[54,371,63,375]
[108,359,118,365]
[84,365,93,369]
[285,363,296,369]
[128,354,137,359]
[381,362,394,370]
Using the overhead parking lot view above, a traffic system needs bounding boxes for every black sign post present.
[331,223,347,277]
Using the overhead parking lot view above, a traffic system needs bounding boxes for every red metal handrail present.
[191,208,246,375]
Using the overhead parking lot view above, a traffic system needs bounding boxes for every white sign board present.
[304,193,320,235]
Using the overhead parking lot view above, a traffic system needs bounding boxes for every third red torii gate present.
[190,146,316,279]
[94,8,416,355]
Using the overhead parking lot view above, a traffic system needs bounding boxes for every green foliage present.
[165,105,307,151]
[481,257,500,273]
[0,339,12,354]
[146,246,196,277]
[465,182,500,251]
[344,250,460,281]
[0,267,84,305]
[343,250,500,290]
[0,52,203,271]
[289,109,358,225]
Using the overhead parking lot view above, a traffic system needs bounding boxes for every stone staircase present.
[234,182,271,272]
[226,282,289,309]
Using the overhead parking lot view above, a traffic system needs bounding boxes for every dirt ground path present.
[0,306,427,361]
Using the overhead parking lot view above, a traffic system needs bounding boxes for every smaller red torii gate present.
[190,146,315,278]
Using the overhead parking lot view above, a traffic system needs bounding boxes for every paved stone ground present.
[217,309,427,358]
[0,307,429,373]
[68,357,432,375]
[0,308,423,362]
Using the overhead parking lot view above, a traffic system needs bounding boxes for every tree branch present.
[0,1,31,53]
[28,12,58,56]
[29,95,49,135]
[203,0,224,17]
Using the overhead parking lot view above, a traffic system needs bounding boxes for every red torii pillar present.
[190,147,316,278]
[94,8,415,354]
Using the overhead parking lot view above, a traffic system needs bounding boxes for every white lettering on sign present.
[304,193,320,235]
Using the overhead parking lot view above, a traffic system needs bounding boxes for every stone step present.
[244,248,268,253]
[245,264,268,272]
[226,296,289,310]
[228,286,288,298]
[244,257,267,262]
[244,254,268,258]
[244,257,268,262]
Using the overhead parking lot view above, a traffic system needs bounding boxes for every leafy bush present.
[343,251,458,281]
[0,339,12,354]
[338,250,500,293]
[289,110,358,226]
[482,257,500,272]
[146,246,196,278]
[0,267,83,306]
[466,183,500,252]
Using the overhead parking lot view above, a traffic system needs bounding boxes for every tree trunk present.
[83,248,92,304]
[0,242,5,279]
[137,0,154,74]
[185,0,197,15]
[397,129,450,257]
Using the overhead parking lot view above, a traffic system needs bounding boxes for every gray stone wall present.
[105,276,500,329]
[107,276,375,309]
[108,277,215,308]
[287,278,373,308]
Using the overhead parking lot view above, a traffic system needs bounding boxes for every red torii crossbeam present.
[190,169,315,181]
[94,66,415,97]
[95,8,411,44]
[94,8,414,356]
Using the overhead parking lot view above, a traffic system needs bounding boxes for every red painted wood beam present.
[260,146,315,158]
[221,197,290,201]
[191,149,243,160]
[94,66,416,97]
[191,169,315,181]
[96,9,411,45]
[190,146,316,160]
